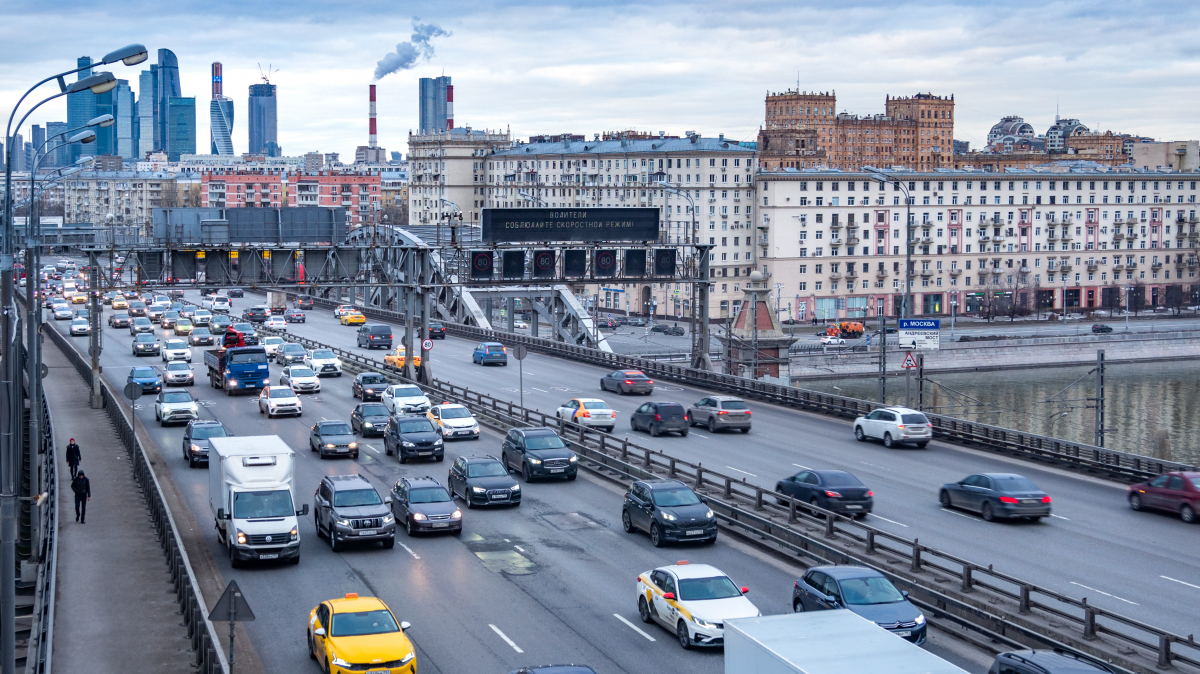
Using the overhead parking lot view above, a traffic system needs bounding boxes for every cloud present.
[373,18,451,81]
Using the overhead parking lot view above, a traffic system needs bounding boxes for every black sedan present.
[352,372,390,400]
[792,566,926,644]
[188,327,214,346]
[181,420,227,468]
[227,288,244,298]
[447,455,521,508]
[776,470,874,517]
[383,415,444,463]
[391,476,462,535]
[108,312,131,328]
[351,402,391,437]
[500,427,578,482]
[940,473,1052,522]
[308,420,358,459]
[621,478,716,547]
[243,306,269,323]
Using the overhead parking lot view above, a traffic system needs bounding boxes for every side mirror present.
[400,621,411,631]
[216,508,225,520]
[313,627,325,637]
[901,590,910,599]
[662,592,675,601]
[298,504,309,517]
[384,496,393,505]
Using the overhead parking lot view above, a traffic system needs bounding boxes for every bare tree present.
[1165,284,1184,316]
[1127,280,1146,316]
[1101,285,1122,317]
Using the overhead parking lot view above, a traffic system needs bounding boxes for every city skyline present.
[2,0,1198,161]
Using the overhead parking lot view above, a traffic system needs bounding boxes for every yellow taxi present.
[426,402,480,440]
[383,346,421,368]
[112,296,128,309]
[70,292,88,304]
[340,311,366,326]
[308,593,416,673]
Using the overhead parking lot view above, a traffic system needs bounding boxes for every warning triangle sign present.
[209,579,256,622]
[902,352,918,369]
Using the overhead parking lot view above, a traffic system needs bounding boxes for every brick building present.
[198,169,382,226]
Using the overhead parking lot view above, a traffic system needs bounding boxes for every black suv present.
[313,474,395,551]
[500,427,578,482]
[182,420,227,468]
[243,306,269,323]
[390,476,462,536]
[227,287,244,298]
[383,415,444,463]
[277,342,307,365]
[357,324,393,349]
[428,322,446,339]
[447,455,521,508]
[352,372,389,400]
[989,649,1116,674]
[621,479,716,546]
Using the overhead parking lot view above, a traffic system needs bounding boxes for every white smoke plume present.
[373,18,451,81]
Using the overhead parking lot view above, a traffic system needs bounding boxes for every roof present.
[463,454,502,463]
[328,595,389,613]
[326,474,373,489]
[812,565,885,580]
[493,136,754,157]
[999,650,1115,673]
[657,562,725,580]
[517,427,559,436]
[640,478,688,490]
[399,476,443,488]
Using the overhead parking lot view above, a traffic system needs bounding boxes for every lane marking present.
[398,542,420,559]
[365,445,381,455]
[514,545,525,552]
[1161,576,1200,590]
[791,463,811,470]
[858,460,888,470]
[489,624,524,653]
[1050,514,1070,520]
[532,387,547,392]
[940,507,976,520]
[725,466,756,477]
[613,613,657,641]
[504,538,511,543]
[1070,582,1138,605]
[690,433,709,440]
[867,514,908,527]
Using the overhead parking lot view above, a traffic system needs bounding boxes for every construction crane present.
[257,63,278,84]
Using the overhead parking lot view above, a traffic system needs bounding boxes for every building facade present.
[66,57,95,164]
[210,62,235,156]
[248,83,278,156]
[407,127,510,229]
[165,97,196,161]
[155,49,182,154]
[418,76,452,134]
[138,67,158,159]
[63,171,186,228]
[756,167,1200,322]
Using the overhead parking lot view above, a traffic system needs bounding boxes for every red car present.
[1129,472,1200,523]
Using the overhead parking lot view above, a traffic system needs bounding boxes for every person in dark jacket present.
[71,471,91,523]
[65,438,81,478]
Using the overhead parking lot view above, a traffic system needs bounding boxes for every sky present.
[3,0,1198,159]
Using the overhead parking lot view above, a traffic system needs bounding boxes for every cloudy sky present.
[3,0,1198,158]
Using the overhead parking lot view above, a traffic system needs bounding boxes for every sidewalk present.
[44,344,191,672]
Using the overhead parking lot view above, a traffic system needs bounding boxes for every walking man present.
[71,470,91,523]
[65,438,81,479]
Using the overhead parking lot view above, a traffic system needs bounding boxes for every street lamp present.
[865,167,913,319]
[950,297,958,339]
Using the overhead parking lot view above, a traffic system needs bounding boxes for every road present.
[45,293,994,673]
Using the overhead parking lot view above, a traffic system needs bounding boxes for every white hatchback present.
[382,384,431,415]
[853,406,932,448]
[161,339,192,362]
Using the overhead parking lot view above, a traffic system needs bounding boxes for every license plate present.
[845,505,861,510]
[490,494,508,500]
[259,553,279,560]
[893,630,911,637]
[550,468,564,473]
[457,430,471,435]
[686,529,704,536]
[431,523,449,528]
[358,530,376,536]
[419,451,432,456]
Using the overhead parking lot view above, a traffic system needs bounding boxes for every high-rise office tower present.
[166,97,196,160]
[137,66,158,158]
[115,80,137,160]
[93,83,118,156]
[30,125,45,169]
[248,82,278,156]
[45,122,67,168]
[210,62,235,155]
[66,57,95,163]
[156,49,182,153]
[418,76,452,133]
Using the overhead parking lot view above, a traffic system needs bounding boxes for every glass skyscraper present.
[138,66,158,158]
[115,80,137,160]
[45,122,67,168]
[418,76,451,133]
[166,97,196,160]
[156,49,182,154]
[248,83,277,156]
[66,57,95,163]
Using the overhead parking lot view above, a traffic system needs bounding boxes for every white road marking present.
[365,445,380,455]
[613,613,657,641]
[320,417,329,421]
[532,387,547,392]
[867,514,908,527]
[489,624,524,653]
[858,460,888,470]
[504,538,511,542]
[1050,514,1070,520]
[940,507,976,520]
[1161,576,1200,590]
[791,463,811,470]
[514,545,525,552]
[398,543,420,560]
[1070,582,1138,605]
[725,466,756,477]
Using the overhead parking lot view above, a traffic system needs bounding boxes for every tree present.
[1165,284,1184,316]
[1127,281,1146,316]
[1002,270,1033,321]
[1101,286,1122,317]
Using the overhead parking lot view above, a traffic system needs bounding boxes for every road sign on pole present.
[421,339,433,352]
[210,579,255,674]
[902,352,918,369]
[898,319,940,350]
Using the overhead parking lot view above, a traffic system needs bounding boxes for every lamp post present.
[950,297,958,339]
[656,181,711,369]
[865,168,913,319]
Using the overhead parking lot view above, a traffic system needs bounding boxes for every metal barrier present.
[249,323,1196,674]
[43,323,229,674]
[23,369,59,674]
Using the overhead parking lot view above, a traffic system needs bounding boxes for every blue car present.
[472,342,508,366]
[127,366,162,394]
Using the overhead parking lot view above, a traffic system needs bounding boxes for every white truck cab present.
[208,435,308,567]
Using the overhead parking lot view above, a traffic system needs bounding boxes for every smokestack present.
[212,62,222,99]
[369,84,378,149]
[446,84,454,130]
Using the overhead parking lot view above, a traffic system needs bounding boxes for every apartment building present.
[199,170,288,209]
[63,171,190,227]
[757,167,1200,321]
[408,127,510,228]
[197,170,382,226]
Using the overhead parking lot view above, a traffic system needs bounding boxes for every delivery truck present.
[208,435,308,567]
[267,291,288,315]
[724,610,968,674]
[204,345,269,394]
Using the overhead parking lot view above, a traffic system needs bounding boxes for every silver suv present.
[853,406,932,448]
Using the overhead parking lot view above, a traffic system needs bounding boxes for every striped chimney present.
[369,84,378,149]
[446,84,454,130]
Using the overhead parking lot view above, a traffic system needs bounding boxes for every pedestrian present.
[65,438,81,479]
[71,470,91,523]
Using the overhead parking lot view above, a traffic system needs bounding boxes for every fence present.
[22,367,58,674]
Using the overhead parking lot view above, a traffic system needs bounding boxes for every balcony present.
[989,268,1003,275]
[1152,262,1163,270]
[846,270,859,280]
[1046,232,1059,241]
[921,236,934,245]
[1061,233,1074,242]
[845,236,861,246]
[1190,231,1199,240]
[876,270,890,279]
[1113,231,1125,240]
[828,272,843,280]
[948,268,963,276]
[1087,263,1098,272]
[992,235,1006,244]
[1125,218,1139,225]
[1128,232,1139,240]
[1112,264,1125,272]
[1020,266,1032,274]
[829,221,843,229]
[1127,263,1138,271]
[920,269,933,277]
[978,235,991,243]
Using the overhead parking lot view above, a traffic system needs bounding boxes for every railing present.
[43,325,229,674]
[255,326,1197,674]
[23,368,59,674]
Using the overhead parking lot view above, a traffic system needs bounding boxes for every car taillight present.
[655,413,662,421]
[580,411,590,418]
[745,410,752,415]
[866,490,874,497]
[897,424,905,429]
[718,410,728,415]
[824,491,842,498]
[999,496,1019,504]
[1041,495,1052,503]
[625,380,633,384]
[646,380,654,385]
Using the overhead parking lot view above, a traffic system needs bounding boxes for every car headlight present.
[290,527,299,541]
[227,380,237,387]
[915,613,926,625]
[471,487,487,494]
[433,439,443,446]
[402,441,415,448]
[382,515,394,524]
[335,518,349,527]
[190,444,202,453]
[348,442,358,449]
[692,617,719,629]
[400,653,414,665]
[411,513,426,521]
[325,443,335,449]
[661,512,678,521]
[331,656,352,668]
[451,510,462,519]
[528,458,542,465]
[510,484,520,491]
[569,455,578,463]
[362,422,373,428]
[236,530,246,545]
[706,510,714,519]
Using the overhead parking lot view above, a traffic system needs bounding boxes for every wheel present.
[809,498,822,517]
[1027,516,1043,522]
[567,472,576,481]
[228,543,242,569]
[650,424,660,437]
[308,632,316,660]
[619,383,627,395]
[315,513,325,538]
[981,502,995,522]
[311,441,317,452]
[915,442,928,448]
[939,490,952,509]
[398,453,407,464]
[330,530,342,552]
[793,598,806,612]
[854,426,865,441]
[741,427,750,434]
[677,620,692,650]
[638,596,653,624]
[630,418,637,431]
[883,433,895,448]
[406,518,414,536]
[707,417,717,433]
[1129,494,1143,511]
[680,429,688,437]
[604,427,614,434]
[523,463,533,483]
[622,510,635,533]
[1182,504,1196,524]
[385,441,393,456]
[289,554,299,565]
[352,452,359,459]
[383,538,395,549]
[650,523,664,548]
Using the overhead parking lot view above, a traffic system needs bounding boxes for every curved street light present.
[865,167,914,319]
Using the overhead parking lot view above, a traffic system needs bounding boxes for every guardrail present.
[255,325,1197,674]
[42,322,229,674]
[23,361,59,674]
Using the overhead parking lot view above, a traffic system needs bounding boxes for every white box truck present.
[208,435,308,567]
[725,611,968,674]
[266,290,288,315]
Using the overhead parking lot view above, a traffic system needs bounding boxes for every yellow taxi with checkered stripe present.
[636,561,759,649]
[426,402,480,440]
[308,593,416,673]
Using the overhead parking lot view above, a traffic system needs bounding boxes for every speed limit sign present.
[422,339,433,351]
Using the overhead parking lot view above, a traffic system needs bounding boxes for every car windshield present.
[652,487,701,507]
[72,318,87,324]
[190,425,226,440]
[166,362,190,371]
[678,576,743,601]
[232,490,295,519]
[232,323,253,332]
[133,318,151,325]
[289,367,316,378]
[398,419,435,433]
[408,487,451,504]
[135,334,155,342]
[163,312,179,319]
[901,414,929,425]
[525,434,566,449]
[229,352,267,364]
[820,472,864,487]
[332,488,382,507]
[467,462,508,478]
[165,340,186,349]
[392,386,423,398]
[311,350,336,359]
[268,388,296,399]
[113,313,129,319]
[441,407,472,419]
[131,368,156,378]
[321,423,352,435]
[161,392,192,403]
[720,400,749,410]
[360,404,389,416]
[582,401,610,410]
[263,337,284,345]
[837,575,906,605]
[193,328,211,335]
[330,610,399,638]
[993,476,1041,493]
[281,344,305,354]
[360,374,387,384]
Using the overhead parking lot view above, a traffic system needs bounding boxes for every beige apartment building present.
[757,167,1200,321]
[407,127,511,228]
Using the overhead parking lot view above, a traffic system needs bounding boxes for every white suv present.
[258,385,303,418]
[161,338,192,362]
[853,406,932,448]
[304,348,343,377]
